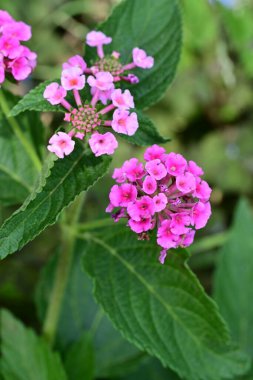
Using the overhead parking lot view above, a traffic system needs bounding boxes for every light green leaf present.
[0,145,111,260]
[64,333,94,380]
[214,199,253,357]
[0,309,67,380]
[120,111,169,146]
[35,241,145,378]
[83,227,250,380]
[86,0,182,109]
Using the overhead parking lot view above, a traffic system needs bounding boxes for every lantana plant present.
[0,2,251,380]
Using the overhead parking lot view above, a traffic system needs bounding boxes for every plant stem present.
[0,90,42,171]
[42,193,85,346]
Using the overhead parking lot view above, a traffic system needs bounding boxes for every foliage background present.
[0,0,253,378]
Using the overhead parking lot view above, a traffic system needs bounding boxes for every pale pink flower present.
[61,67,85,90]
[145,159,167,180]
[9,57,32,80]
[143,175,157,195]
[132,47,154,69]
[91,86,113,105]
[47,132,75,158]
[87,71,114,91]
[111,89,134,110]
[86,31,112,47]
[192,202,211,230]
[128,217,153,234]
[176,172,196,194]
[159,249,167,264]
[111,109,138,136]
[153,193,167,212]
[2,21,31,41]
[88,132,118,156]
[112,168,126,183]
[165,152,187,176]
[144,144,166,161]
[62,55,87,73]
[43,83,67,105]
[112,51,120,59]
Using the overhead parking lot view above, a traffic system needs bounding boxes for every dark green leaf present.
[214,199,253,357]
[86,0,182,109]
[120,111,169,146]
[83,227,250,380]
[0,309,67,380]
[35,241,145,378]
[0,145,111,260]
[122,358,181,380]
[64,333,94,380]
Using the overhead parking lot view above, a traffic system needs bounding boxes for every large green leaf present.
[122,358,181,380]
[86,0,182,109]
[0,145,111,260]
[36,241,144,378]
[0,93,40,206]
[214,199,253,357]
[83,227,250,380]
[0,309,67,380]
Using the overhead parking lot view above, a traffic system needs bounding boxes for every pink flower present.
[111,109,138,136]
[157,220,179,249]
[193,179,212,201]
[176,172,196,194]
[0,36,20,57]
[43,83,67,105]
[122,158,144,182]
[88,132,118,157]
[112,168,126,183]
[0,10,13,25]
[153,193,167,212]
[2,21,31,41]
[128,217,153,233]
[0,62,5,84]
[127,196,155,221]
[165,152,187,176]
[86,31,112,47]
[88,71,114,91]
[111,89,134,109]
[47,132,75,158]
[61,67,85,90]
[170,213,191,235]
[8,57,32,80]
[62,55,87,73]
[144,144,166,161]
[188,160,204,176]
[192,202,211,230]
[91,86,113,105]
[180,230,195,248]
[143,175,157,195]
[109,184,137,207]
[159,249,167,265]
[132,47,154,69]
[145,159,167,180]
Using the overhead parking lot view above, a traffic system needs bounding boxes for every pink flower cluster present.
[43,30,154,159]
[0,10,37,84]
[106,145,212,264]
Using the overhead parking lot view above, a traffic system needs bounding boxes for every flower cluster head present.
[0,10,37,84]
[106,145,212,264]
[43,30,154,159]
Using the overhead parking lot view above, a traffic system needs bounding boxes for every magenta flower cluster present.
[106,145,212,263]
[0,10,37,84]
[43,31,154,158]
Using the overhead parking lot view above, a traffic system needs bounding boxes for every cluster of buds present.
[0,10,37,84]
[43,31,154,158]
[106,145,212,263]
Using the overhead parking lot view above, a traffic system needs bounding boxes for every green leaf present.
[35,241,145,378]
[0,92,39,206]
[120,111,169,146]
[83,227,250,380]
[64,333,94,380]
[86,0,182,109]
[214,199,253,357]
[0,309,67,380]
[122,358,181,380]
[0,145,111,260]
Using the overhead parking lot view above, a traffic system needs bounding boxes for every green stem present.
[0,90,42,171]
[42,194,85,345]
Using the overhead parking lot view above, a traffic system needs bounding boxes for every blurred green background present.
[0,0,253,344]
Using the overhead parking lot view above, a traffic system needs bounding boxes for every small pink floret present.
[62,55,87,73]
[88,132,118,156]
[111,109,138,136]
[143,175,157,195]
[86,31,112,47]
[43,82,67,105]
[145,159,167,180]
[165,152,187,176]
[132,47,154,69]
[111,89,134,110]
[47,131,75,158]
[144,144,166,162]
[88,71,114,91]
[61,67,85,90]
